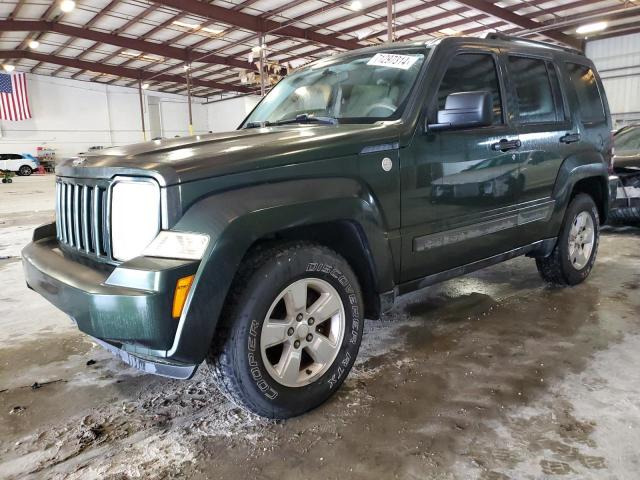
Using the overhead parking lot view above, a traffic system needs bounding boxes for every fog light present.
[172,275,195,319]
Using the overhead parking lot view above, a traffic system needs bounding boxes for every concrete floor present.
[1,175,639,480]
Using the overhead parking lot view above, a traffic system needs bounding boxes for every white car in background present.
[0,153,39,176]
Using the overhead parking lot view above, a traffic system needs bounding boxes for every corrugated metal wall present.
[586,32,640,129]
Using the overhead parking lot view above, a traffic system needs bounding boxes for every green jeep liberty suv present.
[23,35,613,418]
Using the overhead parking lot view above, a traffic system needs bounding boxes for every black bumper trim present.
[92,337,198,379]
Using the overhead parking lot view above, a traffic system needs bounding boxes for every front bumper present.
[22,225,201,378]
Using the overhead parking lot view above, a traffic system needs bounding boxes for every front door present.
[400,50,521,282]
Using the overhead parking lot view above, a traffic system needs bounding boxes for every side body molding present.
[166,177,395,364]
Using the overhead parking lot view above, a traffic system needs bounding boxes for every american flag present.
[0,72,32,121]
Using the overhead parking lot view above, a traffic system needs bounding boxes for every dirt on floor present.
[1,176,640,480]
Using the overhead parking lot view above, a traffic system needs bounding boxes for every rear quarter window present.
[565,62,606,124]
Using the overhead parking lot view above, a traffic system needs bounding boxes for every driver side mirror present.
[427,91,493,132]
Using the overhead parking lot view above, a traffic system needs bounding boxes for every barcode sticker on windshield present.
[367,53,419,70]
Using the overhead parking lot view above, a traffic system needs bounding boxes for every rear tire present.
[207,242,364,418]
[608,206,640,225]
[536,193,600,286]
[18,165,32,176]
[609,175,640,225]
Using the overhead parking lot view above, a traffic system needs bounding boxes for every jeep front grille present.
[55,179,111,259]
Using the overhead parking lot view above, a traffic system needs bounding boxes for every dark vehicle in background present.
[609,124,640,224]
[23,35,613,419]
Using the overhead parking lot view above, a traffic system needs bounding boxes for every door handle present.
[560,133,581,144]
[491,139,521,152]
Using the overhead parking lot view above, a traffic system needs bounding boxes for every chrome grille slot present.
[55,178,111,259]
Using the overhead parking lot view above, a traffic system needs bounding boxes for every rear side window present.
[508,56,564,124]
[565,63,606,123]
[436,53,503,125]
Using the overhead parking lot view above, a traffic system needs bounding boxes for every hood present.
[56,123,402,186]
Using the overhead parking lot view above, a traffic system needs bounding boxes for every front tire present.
[18,165,32,176]
[536,193,600,286]
[207,242,364,418]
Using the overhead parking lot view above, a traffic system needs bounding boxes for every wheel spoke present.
[308,292,341,323]
[283,281,307,316]
[262,322,289,348]
[306,335,337,364]
[277,346,302,384]
[570,221,579,238]
[583,227,594,245]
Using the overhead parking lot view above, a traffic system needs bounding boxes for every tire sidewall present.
[19,166,32,176]
[229,245,363,417]
[558,194,600,285]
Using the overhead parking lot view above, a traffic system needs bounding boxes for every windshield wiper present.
[273,114,338,126]
[244,121,274,129]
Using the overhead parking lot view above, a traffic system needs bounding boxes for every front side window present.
[435,53,503,125]
[509,56,563,124]
[243,50,427,127]
[565,62,606,123]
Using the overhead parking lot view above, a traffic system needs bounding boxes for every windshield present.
[242,50,427,127]
[615,126,640,151]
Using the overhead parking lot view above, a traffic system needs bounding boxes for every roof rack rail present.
[484,32,583,55]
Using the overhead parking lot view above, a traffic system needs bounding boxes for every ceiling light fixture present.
[142,83,149,89]
[201,26,224,35]
[172,20,201,29]
[576,21,608,35]
[440,28,458,36]
[3,64,15,72]
[173,20,223,36]
[349,1,363,11]
[28,39,40,49]
[60,0,76,13]
[121,51,164,62]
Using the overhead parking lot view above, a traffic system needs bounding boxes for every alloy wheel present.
[260,278,345,388]
[568,211,595,270]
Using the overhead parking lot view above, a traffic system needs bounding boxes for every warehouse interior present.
[1,0,640,478]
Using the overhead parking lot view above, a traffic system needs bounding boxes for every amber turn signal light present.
[172,275,195,319]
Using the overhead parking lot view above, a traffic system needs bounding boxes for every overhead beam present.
[452,0,582,49]
[151,0,361,51]
[0,20,257,71]
[0,50,253,94]
[32,0,121,75]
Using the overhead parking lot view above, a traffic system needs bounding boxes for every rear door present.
[505,53,579,243]
[562,61,611,162]
[507,54,574,202]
